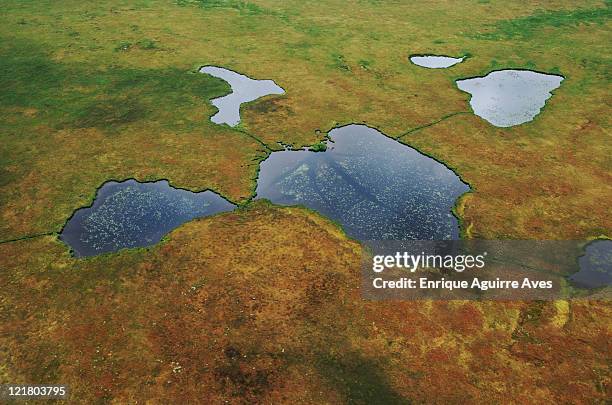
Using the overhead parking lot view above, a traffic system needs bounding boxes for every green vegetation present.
[0,0,610,402]
[0,38,264,239]
[330,53,351,72]
[179,0,271,16]
[1,40,230,131]
[1,203,609,402]
[474,3,612,40]
[136,39,158,50]
[309,141,327,152]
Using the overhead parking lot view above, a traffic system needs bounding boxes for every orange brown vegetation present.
[1,204,610,402]
[0,0,610,402]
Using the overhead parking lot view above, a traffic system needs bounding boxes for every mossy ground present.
[1,203,610,402]
[0,0,610,402]
[1,0,610,240]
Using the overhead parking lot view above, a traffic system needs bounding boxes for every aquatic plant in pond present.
[410,55,464,68]
[255,124,469,240]
[60,180,236,257]
[569,240,612,289]
[60,125,468,257]
[456,69,563,127]
[199,66,285,126]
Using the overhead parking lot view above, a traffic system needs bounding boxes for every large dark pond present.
[61,126,469,256]
[255,124,470,240]
[60,180,236,257]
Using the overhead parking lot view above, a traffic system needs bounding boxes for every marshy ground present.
[0,0,610,402]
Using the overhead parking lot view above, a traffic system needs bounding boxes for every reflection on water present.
[410,55,464,69]
[60,126,470,256]
[199,66,285,126]
[570,240,612,289]
[456,69,563,127]
[256,125,470,240]
[60,180,236,257]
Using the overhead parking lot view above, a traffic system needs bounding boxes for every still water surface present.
[410,55,464,68]
[256,125,470,240]
[199,66,285,126]
[61,126,470,255]
[570,240,612,289]
[456,69,563,127]
[60,180,236,257]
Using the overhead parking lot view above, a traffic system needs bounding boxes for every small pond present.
[410,55,464,69]
[199,66,285,127]
[60,180,236,257]
[569,240,612,289]
[255,124,470,240]
[456,69,564,127]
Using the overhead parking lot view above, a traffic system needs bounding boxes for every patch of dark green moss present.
[247,98,295,117]
[511,301,547,343]
[0,38,231,132]
[187,0,272,16]
[309,142,327,152]
[473,4,611,40]
[358,59,372,70]
[136,38,157,50]
[114,41,132,52]
[72,98,148,129]
[248,98,281,114]
[330,53,351,72]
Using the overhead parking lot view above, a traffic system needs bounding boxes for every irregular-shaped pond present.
[256,124,470,240]
[456,69,564,127]
[410,55,464,69]
[60,180,236,257]
[62,126,469,256]
[199,66,285,127]
[569,240,612,289]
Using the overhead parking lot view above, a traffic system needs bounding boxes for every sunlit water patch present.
[60,180,236,257]
[410,55,464,68]
[256,125,470,240]
[569,240,612,289]
[456,69,564,127]
[199,66,285,126]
